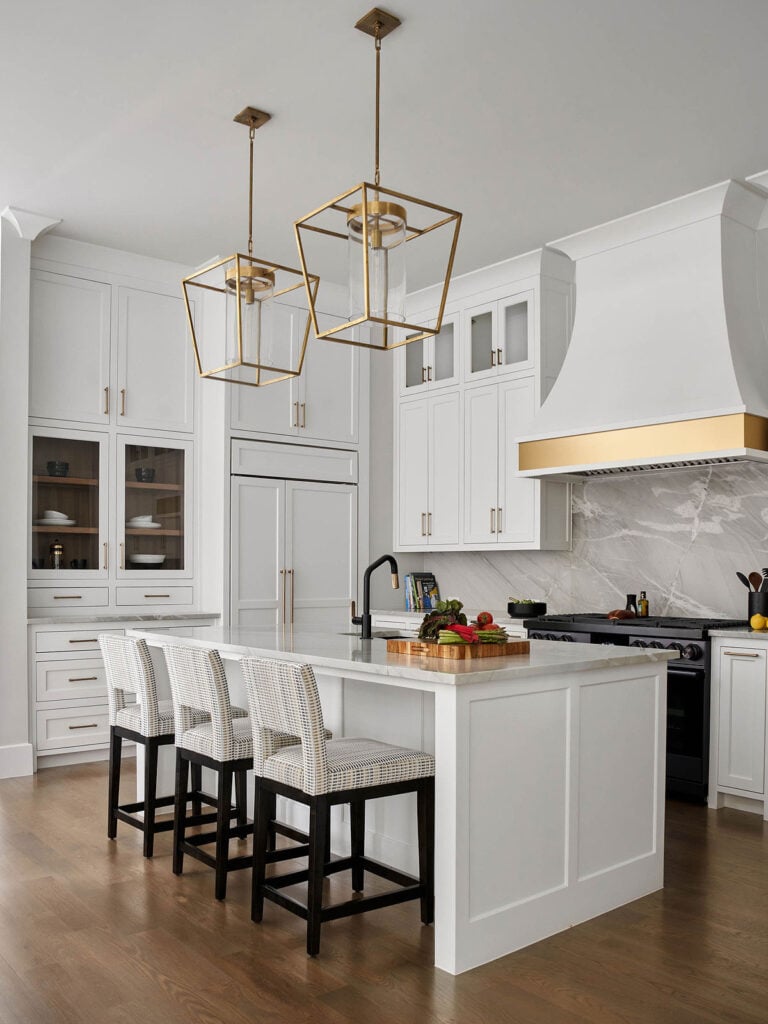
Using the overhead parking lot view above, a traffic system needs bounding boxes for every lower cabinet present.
[709,637,768,817]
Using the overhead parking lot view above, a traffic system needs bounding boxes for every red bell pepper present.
[444,623,480,643]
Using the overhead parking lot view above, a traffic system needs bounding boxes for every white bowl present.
[42,510,69,520]
[129,515,153,522]
[128,554,166,565]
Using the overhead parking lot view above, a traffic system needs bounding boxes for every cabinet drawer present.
[35,628,123,653]
[36,706,110,751]
[36,659,107,702]
[115,586,193,607]
[28,588,110,610]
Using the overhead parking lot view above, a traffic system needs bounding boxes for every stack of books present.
[404,572,440,611]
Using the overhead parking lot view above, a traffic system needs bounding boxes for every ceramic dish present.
[127,553,166,564]
[128,521,161,529]
[42,510,69,520]
[35,518,76,526]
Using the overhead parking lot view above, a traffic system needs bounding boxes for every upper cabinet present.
[397,313,460,397]
[464,290,534,382]
[29,270,195,434]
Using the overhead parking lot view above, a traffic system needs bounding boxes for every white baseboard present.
[0,743,34,779]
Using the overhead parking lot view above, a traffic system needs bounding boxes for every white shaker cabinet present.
[710,639,767,813]
[463,290,534,384]
[230,477,285,628]
[396,391,461,549]
[397,313,460,397]
[29,271,111,425]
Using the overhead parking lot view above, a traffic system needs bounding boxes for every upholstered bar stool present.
[241,657,435,956]
[99,633,217,858]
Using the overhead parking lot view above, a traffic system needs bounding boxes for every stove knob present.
[649,641,664,648]
[529,631,542,639]
[630,639,648,648]
[561,634,574,642]
[667,642,684,655]
[545,633,557,640]
[682,643,702,661]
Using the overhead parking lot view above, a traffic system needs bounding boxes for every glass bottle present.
[638,591,649,617]
[49,539,63,570]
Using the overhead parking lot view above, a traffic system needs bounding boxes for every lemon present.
[750,613,767,630]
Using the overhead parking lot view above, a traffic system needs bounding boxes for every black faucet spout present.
[353,554,400,639]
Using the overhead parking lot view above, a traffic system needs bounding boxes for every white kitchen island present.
[128,625,673,975]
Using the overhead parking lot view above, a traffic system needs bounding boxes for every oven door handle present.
[666,665,706,677]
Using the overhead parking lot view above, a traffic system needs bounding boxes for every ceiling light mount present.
[354,7,401,40]
[232,107,271,131]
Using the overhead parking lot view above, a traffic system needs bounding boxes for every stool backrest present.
[99,633,163,736]
[241,658,328,795]
[163,645,235,761]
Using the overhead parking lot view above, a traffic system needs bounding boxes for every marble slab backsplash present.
[430,463,768,620]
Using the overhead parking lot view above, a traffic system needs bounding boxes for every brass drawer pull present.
[103,542,108,570]
[69,638,97,644]
[54,595,82,600]
[293,401,299,428]
[300,402,306,428]
[104,386,110,416]
[68,676,99,683]
[120,388,126,415]
[144,594,170,599]
[723,650,761,658]
[68,723,99,730]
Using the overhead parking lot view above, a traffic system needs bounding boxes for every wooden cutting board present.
[386,638,530,660]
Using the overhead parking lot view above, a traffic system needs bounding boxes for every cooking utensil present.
[749,571,763,591]
[760,577,768,593]
[736,572,751,589]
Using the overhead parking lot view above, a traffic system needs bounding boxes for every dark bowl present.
[134,467,156,482]
[507,601,547,618]
[47,461,69,477]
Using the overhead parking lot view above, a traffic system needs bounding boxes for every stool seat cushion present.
[179,715,254,761]
[263,737,435,794]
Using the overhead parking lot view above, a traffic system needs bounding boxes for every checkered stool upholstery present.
[241,656,435,956]
[99,633,215,858]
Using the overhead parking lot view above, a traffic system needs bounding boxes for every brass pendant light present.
[294,8,462,351]
[182,107,319,387]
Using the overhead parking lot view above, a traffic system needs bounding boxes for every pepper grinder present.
[625,593,638,615]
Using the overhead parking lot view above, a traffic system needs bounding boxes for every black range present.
[523,612,746,801]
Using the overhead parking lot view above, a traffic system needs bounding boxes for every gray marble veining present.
[431,463,768,619]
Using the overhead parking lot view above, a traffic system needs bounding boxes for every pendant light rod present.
[232,106,272,257]
[374,23,381,186]
[355,8,401,186]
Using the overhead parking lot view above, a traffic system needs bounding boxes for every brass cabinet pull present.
[427,365,433,382]
[289,568,295,624]
[120,543,125,570]
[68,676,98,683]
[723,650,761,657]
[280,568,287,624]
[103,542,108,570]
[120,388,126,415]
[54,595,82,600]
[497,347,503,365]
[490,508,496,534]
[69,638,97,644]
[421,366,427,384]
[421,512,427,537]
[427,512,432,536]
[104,386,110,416]
[144,594,170,599]
[350,599,356,619]
[69,723,98,730]
[300,403,306,428]
[496,507,503,533]
[293,402,299,428]
[490,349,496,367]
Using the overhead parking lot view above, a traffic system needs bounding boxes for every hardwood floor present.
[0,761,766,1024]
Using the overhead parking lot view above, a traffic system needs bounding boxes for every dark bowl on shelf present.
[46,461,69,477]
[507,601,547,618]
[134,467,156,482]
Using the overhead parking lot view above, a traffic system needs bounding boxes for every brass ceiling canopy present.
[182,107,318,387]
[294,7,462,351]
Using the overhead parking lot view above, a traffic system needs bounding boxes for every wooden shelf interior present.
[125,481,183,491]
[33,475,98,486]
[32,526,98,534]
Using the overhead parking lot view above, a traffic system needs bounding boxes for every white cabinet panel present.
[117,287,195,433]
[397,400,430,546]
[498,377,536,545]
[717,646,767,794]
[230,477,284,627]
[36,659,107,703]
[36,706,110,751]
[29,272,111,424]
[303,313,359,444]
[230,302,300,436]
[428,391,461,546]
[463,385,499,545]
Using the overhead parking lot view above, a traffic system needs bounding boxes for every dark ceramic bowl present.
[134,467,156,482]
[507,601,547,618]
[47,461,69,477]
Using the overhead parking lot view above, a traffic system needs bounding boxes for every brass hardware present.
[354,7,402,40]
[300,402,306,428]
[68,676,98,683]
[518,413,768,473]
[233,106,271,130]
[427,512,432,536]
[68,723,98,730]
[490,349,496,367]
[120,388,126,415]
[497,348,502,365]
[490,508,496,534]
[280,568,287,624]
[293,401,300,428]
[120,543,124,570]
[104,386,109,416]
[144,594,170,599]
[421,366,427,384]
[103,542,108,570]
[54,595,82,600]
[391,573,399,589]
[723,650,761,657]
[421,512,426,537]
[351,599,357,618]
[427,365,432,382]
[496,507,502,533]
[289,568,295,624]
[68,639,97,643]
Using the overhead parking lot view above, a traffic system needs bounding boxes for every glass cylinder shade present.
[347,201,406,331]
[182,253,318,387]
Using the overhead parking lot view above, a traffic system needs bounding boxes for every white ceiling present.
[3,0,768,288]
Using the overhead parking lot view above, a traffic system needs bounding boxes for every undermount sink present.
[337,631,415,640]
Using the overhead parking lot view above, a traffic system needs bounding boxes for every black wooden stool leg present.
[307,796,329,956]
[417,778,435,925]
[251,780,270,923]
[143,738,159,858]
[172,749,188,875]
[265,789,277,852]
[107,728,122,840]
[234,770,248,828]
[190,763,202,817]
[350,800,365,892]
[215,766,232,900]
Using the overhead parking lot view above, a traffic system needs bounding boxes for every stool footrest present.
[274,822,309,844]
[360,856,420,889]
[114,809,175,832]
[266,843,310,863]
[321,885,423,922]
[118,795,175,815]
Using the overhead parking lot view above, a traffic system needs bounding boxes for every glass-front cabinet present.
[117,437,192,578]
[399,313,460,396]
[30,428,108,579]
[463,290,534,382]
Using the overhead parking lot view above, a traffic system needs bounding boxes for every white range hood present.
[518,179,768,476]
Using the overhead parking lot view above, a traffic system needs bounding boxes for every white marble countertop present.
[709,627,767,640]
[28,611,220,626]
[130,624,676,687]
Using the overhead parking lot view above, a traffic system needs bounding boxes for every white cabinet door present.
[397,399,430,547]
[229,302,301,436]
[717,646,767,794]
[301,313,358,445]
[29,271,111,425]
[463,385,499,545]
[230,477,284,627]
[117,287,195,433]
[286,480,357,630]
[498,377,536,545]
[428,391,461,546]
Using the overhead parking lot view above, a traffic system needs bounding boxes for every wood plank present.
[386,638,530,659]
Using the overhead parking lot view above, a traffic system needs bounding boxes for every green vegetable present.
[419,598,467,640]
